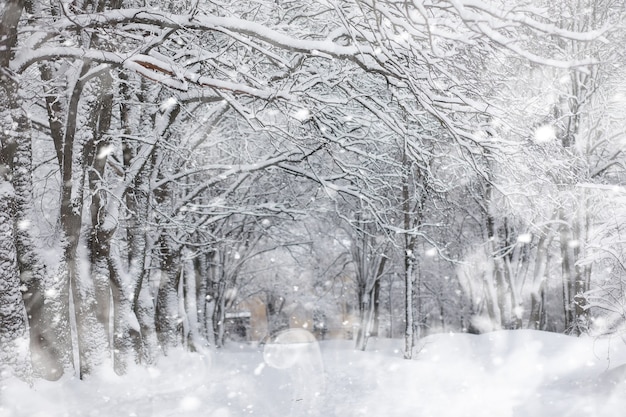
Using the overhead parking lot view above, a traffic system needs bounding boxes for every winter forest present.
[2,0,626,413]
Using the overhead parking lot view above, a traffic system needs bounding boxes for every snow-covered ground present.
[2,330,626,417]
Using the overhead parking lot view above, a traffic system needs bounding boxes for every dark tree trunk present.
[371,278,381,337]
[0,0,44,381]
[13,120,70,379]
[0,180,31,381]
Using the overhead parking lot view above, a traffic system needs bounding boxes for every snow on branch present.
[20,7,384,71]
[171,151,305,211]
[24,8,363,55]
[11,48,290,100]
[449,0,610,41]
[444,0,605,69]
[14,2,607,106]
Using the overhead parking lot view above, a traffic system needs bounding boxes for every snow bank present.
[1,330,625,417]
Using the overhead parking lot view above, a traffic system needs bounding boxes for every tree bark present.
[404,250,415,359]
[0,0,38,382]
[403,165,416,359]
[559,209,576,333]
[528,228,555,330]
[13,121,70,379]
[155,236,181,353]
[355,251,385,351]
[0,181,31,381]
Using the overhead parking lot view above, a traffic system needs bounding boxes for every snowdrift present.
[1,330,625,417]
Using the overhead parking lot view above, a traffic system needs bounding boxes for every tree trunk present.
[2,72,71,380]
[503,257,523,329]
[1,0,58,381]
[529,231,553,330]
[155,237,181,354]
[355,292,374,351]
[194,255,209,340]
[414,266,422,339]
[108,254,142,374]
[559,210,576,333]
[371,278,381,337]
[213,280,227,348]
[133,268,158,365]
[486,210,506,329]
[85,71,115,355]
[119,83,158,365]
[15,137,70,379]
[69,259,110,377]
[130,236,158,365]
[0,181,31,381]
[404,251,415,359]
[358,270,385,347]
[572,196,590,332]
[181,251,206,352]
[401,149,420,359]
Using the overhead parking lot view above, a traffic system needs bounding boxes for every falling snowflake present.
[97,144,115,160]
[159,97,178,112]
[533,125,556,144]
[292,108,311,122]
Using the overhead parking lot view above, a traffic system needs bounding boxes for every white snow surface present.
[1,330,626,417]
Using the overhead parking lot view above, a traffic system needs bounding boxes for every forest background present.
[1,0,626,381]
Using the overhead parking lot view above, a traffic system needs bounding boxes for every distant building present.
[224,296,268,342]
[224,311,251,341]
